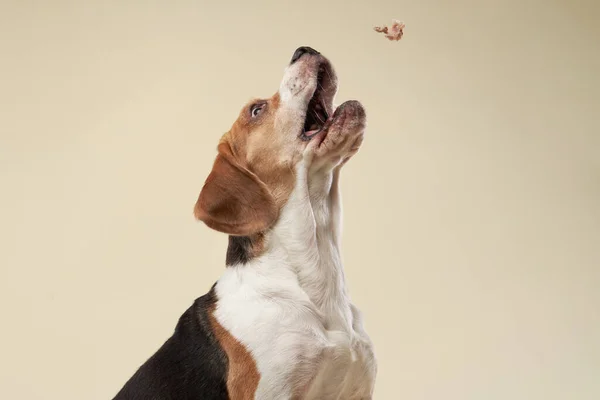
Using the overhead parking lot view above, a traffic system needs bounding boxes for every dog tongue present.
[305,123,321,137]
[306,115,336,138]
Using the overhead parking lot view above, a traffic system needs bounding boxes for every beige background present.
[1,0,599,399]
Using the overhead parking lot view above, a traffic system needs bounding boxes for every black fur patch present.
[225,236,253,266]
[112,286,230,400]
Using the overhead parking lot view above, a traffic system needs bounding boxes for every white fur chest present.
[214,264,376,400]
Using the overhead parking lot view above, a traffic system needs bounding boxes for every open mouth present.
[300,64,334,141]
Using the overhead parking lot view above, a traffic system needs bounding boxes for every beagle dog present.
[113,47,377,400]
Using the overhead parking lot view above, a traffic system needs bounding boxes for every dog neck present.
[225,161,352,330]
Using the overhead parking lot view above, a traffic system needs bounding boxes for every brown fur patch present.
[222,93,295,211]
[194,142,278,236]
[209,306,260,399]
[195,92,296,242]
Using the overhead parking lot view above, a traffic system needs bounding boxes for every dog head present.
[194,47,366,236]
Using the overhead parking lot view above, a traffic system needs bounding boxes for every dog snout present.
[290,46,320,64]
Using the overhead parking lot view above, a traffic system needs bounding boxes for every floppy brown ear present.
[194,144,278,236]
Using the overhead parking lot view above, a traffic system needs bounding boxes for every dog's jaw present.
[277,52,366,174]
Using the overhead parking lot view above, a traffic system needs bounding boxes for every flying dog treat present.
[374,20,405,41]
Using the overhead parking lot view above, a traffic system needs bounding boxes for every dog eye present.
[250,104,265,118]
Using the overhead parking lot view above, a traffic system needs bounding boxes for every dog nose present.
[290,46,320,64]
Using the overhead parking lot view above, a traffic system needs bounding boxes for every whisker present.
[314,110,326,125]
[324,66,334,84]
